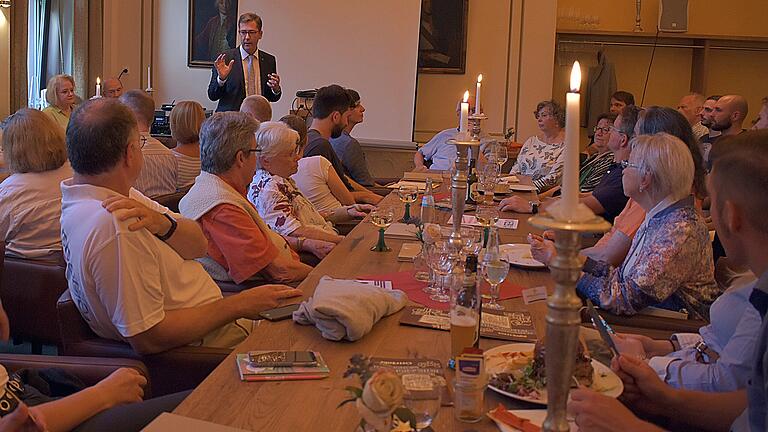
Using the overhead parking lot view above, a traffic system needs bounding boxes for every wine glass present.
[403,377,443,431]
[475,203,499,247]
[460,227,483,258]
[476,163,499,204]
[398,184,419,224]
[426,241,455,303]
[481,227,508,310]
[369,207,394,252]
[493,142,508,173]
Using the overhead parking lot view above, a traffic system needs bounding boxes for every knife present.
[586,299,620,357]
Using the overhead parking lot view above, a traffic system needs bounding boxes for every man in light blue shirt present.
[413,127,459,172]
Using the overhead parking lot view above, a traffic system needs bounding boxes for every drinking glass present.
[476,163,499,204]
[369,207,394,252]
[480,228,508,310]
[403,378,443,431]
[460,227,483,258]
[475,203,499,247]
[493,142,508,173]
[426,241,455,303]
[398,184,419,223]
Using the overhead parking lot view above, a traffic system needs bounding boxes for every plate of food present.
[485,341,623,406]
[508,184,538,192]
[499,244,546,268]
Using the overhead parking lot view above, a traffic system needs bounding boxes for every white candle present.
[561,61,582,219]
[147,66,152,89]
[474,74,482,115]
[459,90,469,135]
[95,77,101,97]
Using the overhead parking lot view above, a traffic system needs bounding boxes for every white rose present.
[362,370,404,414]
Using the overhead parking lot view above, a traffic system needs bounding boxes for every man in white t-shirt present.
[60,98,301,354]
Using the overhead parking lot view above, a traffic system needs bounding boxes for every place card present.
[447,215,519,230]
[354,279,393,290]
[522,286,548,304]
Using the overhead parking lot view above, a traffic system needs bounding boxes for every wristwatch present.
[529,201,540,214]
[296,236,307,251]
[155,213,177,242]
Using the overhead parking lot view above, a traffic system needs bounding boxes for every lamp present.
[0,0,11,9]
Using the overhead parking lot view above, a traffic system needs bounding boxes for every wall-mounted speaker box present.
[659,0,689,32]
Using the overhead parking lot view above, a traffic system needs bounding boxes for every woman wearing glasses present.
[248,122,371,254]
[577,133,718,319]
[579,112,617,192]
[508,100,566,193]
[42,74,77,131]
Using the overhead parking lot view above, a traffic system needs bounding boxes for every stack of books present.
[235,352,330,382]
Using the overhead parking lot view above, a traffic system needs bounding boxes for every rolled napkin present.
[292,276,408,341]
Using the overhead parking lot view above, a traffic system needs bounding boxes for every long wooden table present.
[174,180,558,431]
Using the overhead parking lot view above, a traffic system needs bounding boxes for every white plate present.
[485,343,623,406]
[508,184,537,192]
[499,244,546,268]
[488,409,578,432]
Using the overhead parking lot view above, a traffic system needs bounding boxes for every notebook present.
[235,352,330,382]
[398,243,422,262]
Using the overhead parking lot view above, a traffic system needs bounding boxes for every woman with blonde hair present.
[576,133,719,319]
[0,108,73,258]
[42,74,77,130]
[170,101,206,188]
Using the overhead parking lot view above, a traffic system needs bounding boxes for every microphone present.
[117,68,128,80]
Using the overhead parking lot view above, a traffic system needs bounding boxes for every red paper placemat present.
[359,270,524,311]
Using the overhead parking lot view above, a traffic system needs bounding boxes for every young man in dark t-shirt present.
[305,85,381,204]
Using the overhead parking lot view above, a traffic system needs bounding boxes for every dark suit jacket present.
[207,47,281,112]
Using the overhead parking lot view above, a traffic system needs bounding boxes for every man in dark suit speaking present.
[207,12,281,112]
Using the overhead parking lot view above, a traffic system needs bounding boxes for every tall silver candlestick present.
[529,214,610,432]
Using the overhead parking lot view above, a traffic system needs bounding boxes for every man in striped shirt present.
[119,90,178,197]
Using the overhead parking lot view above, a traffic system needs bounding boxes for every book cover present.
[236,352,330,382]
[398,305,537,342]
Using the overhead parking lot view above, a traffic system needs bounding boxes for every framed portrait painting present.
[188,0,239,68]
[418,0,469,74]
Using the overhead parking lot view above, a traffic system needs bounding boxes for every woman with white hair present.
[42,74,77,131]
[248,122,369,244]
[0,108,73,258]
[577,133,719,319]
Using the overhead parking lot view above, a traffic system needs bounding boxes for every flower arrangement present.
[340,355,418,432]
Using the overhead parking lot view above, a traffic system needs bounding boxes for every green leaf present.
[392,407,417,428]
[345,386,363,398]
[336,398,357,409]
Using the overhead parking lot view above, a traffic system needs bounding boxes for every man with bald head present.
[102,78,124,98]
[239,94,272,122]
[677,93,708,139]
[711,95,749,137]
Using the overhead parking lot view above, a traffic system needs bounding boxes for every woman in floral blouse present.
[509,100,566,193]
[577,133,719,319]
[248,122,371,245]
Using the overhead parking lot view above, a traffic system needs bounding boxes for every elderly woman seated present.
[576,133,719,318]
[42,74,78,131]
[281,115,369,217]
[0,108,73,259]
[248,121,371,245]
[509,100,566,193]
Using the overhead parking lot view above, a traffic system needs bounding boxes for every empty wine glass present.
[476,163,499,204]
[398,184,419,224]
[460,227,483,258]
[481,227,508,310]
[369,207,394,252]
[493,142,508,173]
[403,377,443,431]
[427,241,455,303]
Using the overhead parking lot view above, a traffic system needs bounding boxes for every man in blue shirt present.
[330,89,376,187]
[567,130,768,431]
[413,100,477,172]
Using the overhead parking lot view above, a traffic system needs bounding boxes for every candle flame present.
[463,91,469,103]
[569,62,581,92]
[96,77,101,84]
[477,74,483,83]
